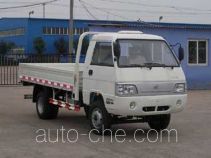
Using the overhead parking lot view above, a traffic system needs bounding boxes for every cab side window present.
[91,42,114,66]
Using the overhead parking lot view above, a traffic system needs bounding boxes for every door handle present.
[88,69,93,76]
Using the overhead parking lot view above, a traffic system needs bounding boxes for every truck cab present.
[82,31,187,133]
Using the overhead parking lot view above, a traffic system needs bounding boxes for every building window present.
[43,27,68,35]
[47,27,51,34]
[84,28,89,32]
[79,28,83,34]
[188,40,208,65]
[64,28,68,35]
[76,28,80,35]
[43,27,47,34]
[52,27,56,34]
[0,28,25,37]
[55,27,60,34]
[60,27,64,35]
[42,27,88,36]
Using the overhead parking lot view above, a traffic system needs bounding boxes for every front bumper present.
[106,94,187,116]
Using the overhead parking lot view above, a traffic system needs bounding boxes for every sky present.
[0,0,211,24]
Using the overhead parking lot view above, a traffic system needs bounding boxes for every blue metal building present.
[1,17,211,89]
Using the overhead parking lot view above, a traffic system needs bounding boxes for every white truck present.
[19,31,187,134]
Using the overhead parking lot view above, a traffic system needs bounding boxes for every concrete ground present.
[0,86,210,158]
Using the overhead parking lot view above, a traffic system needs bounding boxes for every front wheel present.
[89,100,112,135]
[148,114,171,131]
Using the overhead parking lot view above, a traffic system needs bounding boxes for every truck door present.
[83,41,116,105]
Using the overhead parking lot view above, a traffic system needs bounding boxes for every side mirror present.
[113,41,120,58]
[178,46,184,62]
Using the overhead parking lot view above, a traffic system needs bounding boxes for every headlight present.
[174,83,186,93]
[116,84,138,96]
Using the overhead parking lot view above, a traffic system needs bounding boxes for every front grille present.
[136,82,176,96]
[142,106,170,112]
[157,106,169,111]
[143,106,156,112]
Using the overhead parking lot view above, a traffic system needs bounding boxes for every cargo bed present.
[19,63,84,91]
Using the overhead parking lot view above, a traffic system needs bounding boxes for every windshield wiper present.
[127,64,145,68]
[120,63,174,69]
[144,63,166,67]
[122,64,154,70]
[144,63,175,69]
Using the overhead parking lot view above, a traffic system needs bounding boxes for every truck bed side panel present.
[19,63,84,91]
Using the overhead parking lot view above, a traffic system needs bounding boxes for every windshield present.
[118,40,179,67]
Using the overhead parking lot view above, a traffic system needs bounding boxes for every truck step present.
[49,98,80,112]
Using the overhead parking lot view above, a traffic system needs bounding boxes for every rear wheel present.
[36,90,59,120]
[148,114,171,131]
[89,100,112,135]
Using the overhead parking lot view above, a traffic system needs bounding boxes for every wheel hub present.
[91,108,103,129]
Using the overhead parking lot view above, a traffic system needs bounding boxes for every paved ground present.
[0,86,211,158]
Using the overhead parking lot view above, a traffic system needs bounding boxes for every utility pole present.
[43,3,46,18]
[69,0,74,62]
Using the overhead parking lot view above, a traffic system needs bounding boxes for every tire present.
[89,100,112,135]
[148,114,171,131]
[36,90,59,120]
[84,105,90,119]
